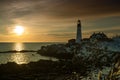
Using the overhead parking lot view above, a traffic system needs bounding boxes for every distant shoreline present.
[0,42,66,43]
[0,50,37,53]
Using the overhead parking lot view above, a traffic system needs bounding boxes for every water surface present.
[0,42,62,64]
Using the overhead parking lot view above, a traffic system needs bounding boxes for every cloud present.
[1,0,120,19]
[0,0,120,41]
[38,0,120,18]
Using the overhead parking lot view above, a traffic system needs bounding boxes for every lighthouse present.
[76,20,82,44]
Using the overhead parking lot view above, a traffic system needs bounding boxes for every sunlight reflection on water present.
[0,43,58,64]
[13,43,24,51]
[11,53,29,64]
[11,43,27,64]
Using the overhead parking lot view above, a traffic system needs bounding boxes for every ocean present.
[0,42,63,64]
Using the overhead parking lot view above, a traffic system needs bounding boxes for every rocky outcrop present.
[37,44,73,59]
[36,37,120,80]
[71,41,120,80]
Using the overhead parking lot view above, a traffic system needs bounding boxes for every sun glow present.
[14,26,24,35]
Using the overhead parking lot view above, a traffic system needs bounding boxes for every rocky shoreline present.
[0,51,119,80]
[0,37,120,80]
[0,59,84,80]
[36,37,120,80]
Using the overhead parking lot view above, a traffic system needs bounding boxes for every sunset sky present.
[0,0,120,42]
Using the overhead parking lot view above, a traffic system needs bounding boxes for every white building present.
[76,20,82,44]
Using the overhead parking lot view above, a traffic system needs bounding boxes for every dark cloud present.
[0,0,119,22]
[86,16,120,30]
[0,0,120,19]
[40,0,120,18]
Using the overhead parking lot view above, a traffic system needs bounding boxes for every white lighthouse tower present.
[76,20,82,44]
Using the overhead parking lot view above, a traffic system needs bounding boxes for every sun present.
[14,26,25,36]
